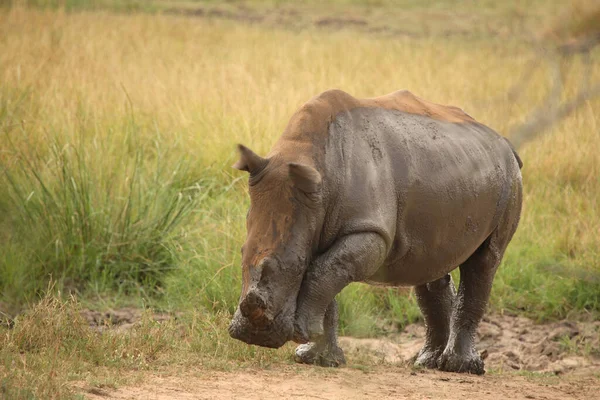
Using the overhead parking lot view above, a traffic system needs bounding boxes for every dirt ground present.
[84,367,599,400]
[81,311,600,400]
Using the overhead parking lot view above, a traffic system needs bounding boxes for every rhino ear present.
[288,163,321,193]
[232,144,267,174]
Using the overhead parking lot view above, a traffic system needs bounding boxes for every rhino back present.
[321,106,520,286]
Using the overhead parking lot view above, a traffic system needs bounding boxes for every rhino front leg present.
[294,299,346,367]
[294,232,387,344]
[414,274,456,369]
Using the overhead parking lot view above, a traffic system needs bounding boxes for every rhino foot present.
[294,343,346,368]
[414,348,443,369]
[437,348,485,375]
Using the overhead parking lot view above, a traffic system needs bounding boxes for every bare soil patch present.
[341,314,600,375]
[160,3,513,39]
[81,308,172,332]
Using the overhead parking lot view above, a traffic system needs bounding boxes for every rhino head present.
[228,144,323,348]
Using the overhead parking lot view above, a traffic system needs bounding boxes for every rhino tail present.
[503,137,523,169]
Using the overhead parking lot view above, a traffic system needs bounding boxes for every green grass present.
[1,113,203,312]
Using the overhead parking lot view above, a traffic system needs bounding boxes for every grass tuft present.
[0,291,296,398]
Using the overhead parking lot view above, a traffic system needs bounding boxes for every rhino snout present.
[228,307,293,349]
[239,288,272,327]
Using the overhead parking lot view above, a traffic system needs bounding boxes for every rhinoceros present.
[228,89,522,375]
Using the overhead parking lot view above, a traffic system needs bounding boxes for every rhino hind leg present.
[294,300,346,367]
[438,231,512,375]
[414,274,456,369]
[438,169,522,375]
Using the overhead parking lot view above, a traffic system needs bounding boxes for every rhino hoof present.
[437,349,485,375]
[414,348,442,369]
[294,343,346,368]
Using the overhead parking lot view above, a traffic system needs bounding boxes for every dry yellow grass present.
[3,6,591,158]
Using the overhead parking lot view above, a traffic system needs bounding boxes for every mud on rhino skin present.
[228,89,523,375]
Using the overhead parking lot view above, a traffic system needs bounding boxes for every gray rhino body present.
[229,89,522,374]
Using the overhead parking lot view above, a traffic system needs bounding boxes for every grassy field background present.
[2,0,600,325]
[0,1,600,396]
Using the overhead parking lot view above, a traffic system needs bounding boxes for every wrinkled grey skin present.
[229,90,522,375]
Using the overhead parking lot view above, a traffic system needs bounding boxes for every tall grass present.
[0,4,599,335]
[1,96,203,308]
